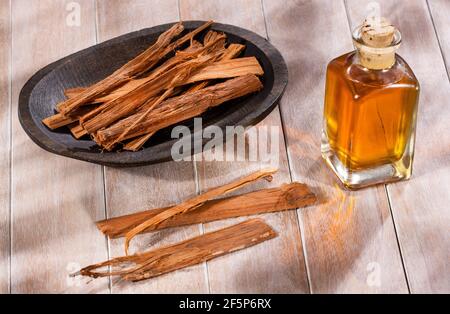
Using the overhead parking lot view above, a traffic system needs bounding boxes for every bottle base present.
[321,138,413,190]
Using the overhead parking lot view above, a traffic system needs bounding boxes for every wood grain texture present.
[103,164,207,294]
[428,0,450,77]
[96,0,208,293]
[347,0,450,293]
[263,0,408,293]
[123,168,276,253]
[81,219,277,282]
[96,183,316,238]
[10,0,108,293]
[96,0,179,40]
[2,0,447,294]
[0,0,11,294]
[180,0,310,294]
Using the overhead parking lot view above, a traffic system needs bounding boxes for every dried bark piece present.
[45,26,199,129]
[58,22,185,115]
[123,168,277,254]
[42,105,100,130]
[106,88,174,150]
[185,81,210,94]
[105,36,226,149]
[77,219,277,282]
[163,21,214,58]
[181,44,246,94]
[122,132,156,152]
[59,21,215,115]
[65,37,227,107]
[42,22,262,153]
[43,87,129,129]
[180,44,246,95]
[97,182,316,238]
[222,43,246,60]
[202,30,226,52]
[65,87,121,103]
[123,43,247,152]
[204,30,222,45]
[96,74,263,149]
[184,57,263,83]
[80,55,212,134]
[64,87,85,99]
[67,93,159,139]
[79,39,228,134]
[48,42,245,134]
[68,38,209,129]
[61,38,212,122]
[68,123,87,139]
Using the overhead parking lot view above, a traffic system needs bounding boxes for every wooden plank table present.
[0,0,448,294]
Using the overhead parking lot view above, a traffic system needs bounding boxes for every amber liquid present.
[324,52,419,171]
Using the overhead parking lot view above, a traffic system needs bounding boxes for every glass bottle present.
[321,18,420,189]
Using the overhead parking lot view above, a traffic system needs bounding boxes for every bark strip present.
[97,182,316,238]
[96,74,263,149]
[58,22,185,115]
[122,44,247,152]
[42,105,99,130]
[78,42,234,135]
[77,219,277,282]
[123,168,277,254]
[41,21,266,152]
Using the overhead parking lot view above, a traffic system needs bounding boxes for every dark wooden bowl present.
[19,21,288,167]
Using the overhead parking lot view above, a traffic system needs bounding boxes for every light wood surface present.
[96,0,207,294]
[0,0,448,294]
[263,0,408,293]
[10,0,108,293]
[0,0,11,294]
[347,0,450,293]
[180,0,310,294]
[428,0,450,77]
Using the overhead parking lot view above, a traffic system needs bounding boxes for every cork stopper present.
[353,17,400,70]
[361,17,395,48]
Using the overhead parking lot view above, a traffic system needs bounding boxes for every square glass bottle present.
[322,18,420,189]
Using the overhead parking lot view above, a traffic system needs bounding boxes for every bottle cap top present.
[353,17,401,70]
[361,17,395,48]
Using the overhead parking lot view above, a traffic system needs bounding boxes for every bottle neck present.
[356,47,396,70]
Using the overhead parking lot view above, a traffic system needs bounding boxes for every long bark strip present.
[79,54,214,134]
[122,132,156,151]
[96,74,263,149]
[105,37,229,149]
[78,219,277,282]
[63,40,210,102]
[64,87,120,103]
[54,38,210,132]
[106,88,175,150]
[79,38,230,135]
[66,42,244,103]
[123,168,277,254]
[72,69,261,143]
[65,44,246,104]
[185,57,263,83]
[58,22,185,115]
[66,96,158,139]
[45,44,249,133]
[61,40,205,109]
[58,21,215,115]
[97,182,316,238]
[123,43,247,152]
[42,105,98,130]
